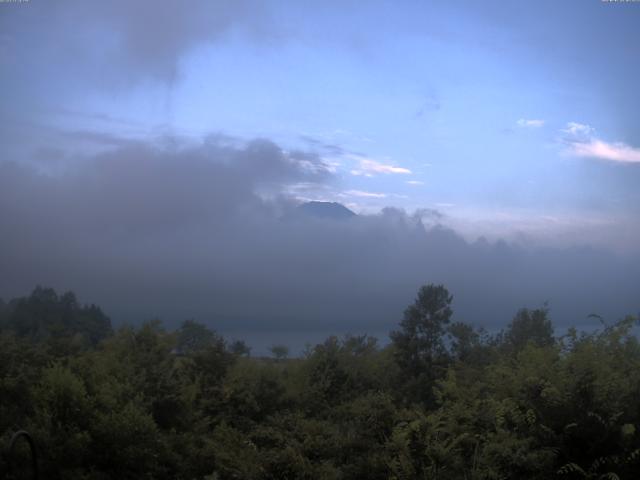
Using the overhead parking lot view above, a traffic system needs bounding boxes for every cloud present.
[0,134,334,236]
[59,129,142,148]
[299,135,348,157]
[349,155,412,176]
[517,118,545,128]
[0,134,638,354]
[562,122,595,139]
[406,180,424,186]
[0,0,272,89]
[568,139,640,164]
[343,190,387,198]
[562,122,640,164]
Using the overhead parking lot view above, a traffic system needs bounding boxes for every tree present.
[503,307,554,352]
[390,284,453,404]
[270,344,289,361]
[176,319,219,355]
[447,321,480,362]
[229,339,251,357]
[3,286,112,347]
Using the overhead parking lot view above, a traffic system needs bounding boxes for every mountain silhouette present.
[294,201,356,220]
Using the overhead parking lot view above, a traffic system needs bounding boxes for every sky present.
[1,1,639,353]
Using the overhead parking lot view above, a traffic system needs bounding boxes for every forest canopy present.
[1,285,639,479]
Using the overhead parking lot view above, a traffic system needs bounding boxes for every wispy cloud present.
[569,140,640,164]
[406,180,424,186]
[562,122,640,164]
[343,189,387,198]
[517,118,545,128]
[562,122,595,138]
[348,155,412,176]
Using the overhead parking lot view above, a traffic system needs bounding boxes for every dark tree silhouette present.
[503,306,554,352]
[390,284,453,404]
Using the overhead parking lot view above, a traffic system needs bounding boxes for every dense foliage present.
[1,285,639,479]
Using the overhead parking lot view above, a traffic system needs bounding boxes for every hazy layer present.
[1,136,637,350]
